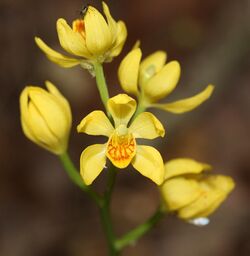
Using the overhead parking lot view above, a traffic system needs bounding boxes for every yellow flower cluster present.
[20,1,234,223]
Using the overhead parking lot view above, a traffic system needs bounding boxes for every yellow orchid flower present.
[118,48,214,114]
[35,2,127,69]
[160,158,235,220]
[77,94,166,185]
[20,81,72,155]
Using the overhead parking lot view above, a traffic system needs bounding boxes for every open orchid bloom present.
[118,48,214,114]
[77,94,166,185]
[161,158,235,220]
[35,2,127,69]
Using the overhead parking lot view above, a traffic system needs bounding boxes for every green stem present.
[59,152,101,205]
[133,100,145,119]
[105,166,117,204]
[99,202,119,255]
[93,62,110,112]
[131,93,147,122]
[99,166,118,255]
[115,206,165,250]
[60,153,118,254]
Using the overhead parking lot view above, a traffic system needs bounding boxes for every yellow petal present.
[80,144,106,185]
[28,87,69,139]
[102,2,117,40]
[23,101,62,154]
[84,6,112,55]
[202,175,235,197]
[164,158,211,180]
[45,81,72,126]
[20,88,45,146]
[139,51,167,86]
[178,175,235,219]
[132,40,141,50]
[118,48,142,95]
[109,21,127,58]
[129,112,165,139]
[143,61,181,102]
[107,94,137,127]
[77,110,114,137]
[161,177,202,211]
[27,102,60,147]
[21,115,39,145]
[154,85,214,114]
[132,145,165,185]
[35,37,81,68]
[56,18,91,58]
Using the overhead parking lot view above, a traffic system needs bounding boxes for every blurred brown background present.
[1,0,250,255]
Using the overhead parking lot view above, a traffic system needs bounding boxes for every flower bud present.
[20,81,72,155]
[161,158,235,220]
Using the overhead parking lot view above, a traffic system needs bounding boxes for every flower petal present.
[80,144,106,185]
[84,6,112,55]
[45,81,72,126]
[107,94,137,127]
[143,61,181,102]
[161,177,202,211]
[164,158,211,180]
[57,18,91,58]
[139,51,167,86]
[21,94,61,154]
[77,110,114,137]
[204,175,235,195]
[35,37,81,68]
[109,21,127,58]
[132,145,165,185]
[154,85,214,114]
[118,48,142,95]
[27,87,69,139]
[102,2,117,41]
[129,112,165,139]
[178,175,235,219]
[27,101,59,148]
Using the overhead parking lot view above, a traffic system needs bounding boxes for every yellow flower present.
[35,2,127,68]
[20,81,72,155]
[77,94,165,185]
[118,48,214,114]
[160,158,235,220]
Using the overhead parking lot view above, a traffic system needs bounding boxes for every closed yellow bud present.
[161,158,235,220]
[20,81,72,155]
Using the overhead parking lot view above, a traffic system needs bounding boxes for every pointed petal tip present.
[154,84,215,114]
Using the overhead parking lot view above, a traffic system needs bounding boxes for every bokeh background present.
[1,0,250,255]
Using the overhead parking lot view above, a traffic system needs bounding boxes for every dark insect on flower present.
[79,5,89,18]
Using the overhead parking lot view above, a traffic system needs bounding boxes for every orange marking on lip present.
[72,19,85,38]
[106,134,136,168]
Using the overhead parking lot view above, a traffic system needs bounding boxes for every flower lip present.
[106,128,136,169]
